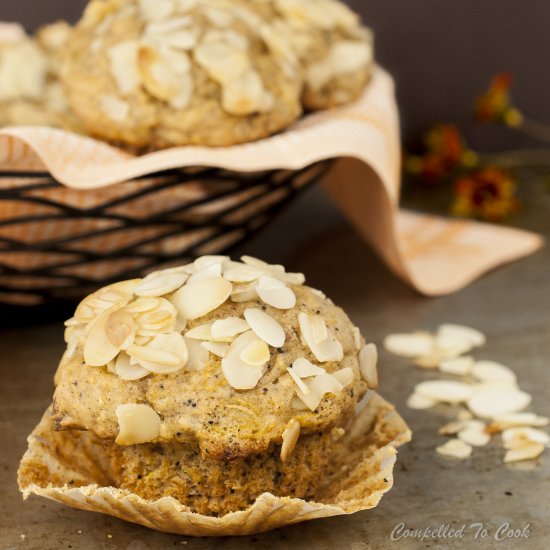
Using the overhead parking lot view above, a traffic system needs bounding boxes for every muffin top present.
[53,256,375,459]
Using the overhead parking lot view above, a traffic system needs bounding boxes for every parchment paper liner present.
[18,392,411,536]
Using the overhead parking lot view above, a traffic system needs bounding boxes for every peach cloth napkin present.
[0,67,543,296]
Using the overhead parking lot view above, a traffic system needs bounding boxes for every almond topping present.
[298,312,343,362]
[115,404,161,445]
[221,331,267,390]
[135,270,188,297]
[105,310,136,350]
[171,277,232,320]
[240,339,270,367]
[244,308,285,348]
[114,353,149,381]
[359,343,378,388]
[257,276,296,309]
[280,419,300,462]
[211,317,250,339]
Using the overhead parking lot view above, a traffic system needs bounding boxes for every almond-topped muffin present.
[0,22,82,131]
[51,255,379,516]
[60,0,304,149]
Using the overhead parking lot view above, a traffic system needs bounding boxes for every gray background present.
[2,0,548,146]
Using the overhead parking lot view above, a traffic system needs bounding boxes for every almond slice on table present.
[114,353,149,381]
[115,404,161,445]
[457,420,491,447]
[439,356,474,376]
[436,438,473,459]
[280,419,301,462]
[501,427,550,449]
[257,276,296,309]
[488,413,550,433]
[471,360,517,385]
[359,343,378,389]
[383,332,434,358]
[244,308,285,348]
[211,317,250,339]
[406,392,437,410]
[504,443,546,464]
[438,420,469,436]
[467,388,532,419]
[171,277,232,320]
[437,323,486,348]
[415,380,475,404]
[298,313,343,363]
[221,331,267,390]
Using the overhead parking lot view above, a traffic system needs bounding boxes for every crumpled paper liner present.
[18,392,411,536]
[1,66,542,300]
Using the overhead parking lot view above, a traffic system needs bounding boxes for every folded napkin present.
[0,68,542,297]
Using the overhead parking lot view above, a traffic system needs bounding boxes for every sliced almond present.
[244,308,285,348]
[438,420,469,436]
[138,45,189,101]
[171,277,232,320]
[222,71,274,116]
[114,353,149,381]
[291,357,325,378]
[436,439,473,459]
[231,283,259,303]
[310,315,328,344]
[352,327,362,352]
[183,336,209,371]
[359,343,378,389]
[124,297,161,314]
[135,270,188,297]
[406,392,436,410]
[138,0,175,21]
[115,404,161,445]
[99,94,129,122]
[240,339,270,366]
[287,367,310,395]
[502,427,550,449]
[415,380,475,404]
[127,333,188,374]
[201,341,229,358]
[438,324,486,348]
[280,419,300,462]
[471,361,517,385]
[332,367,354,387]
[383,332,434,358]
[221,331,266,390]
[458,420,491,447]
[439,356,474,376]
[298,312,343,363]
[223,264,264,283]
[467,388,532,419]
[187,262,223,284]
[504,443,545,463]
[488,413,550,433]
[193,255,228,271]
[257,276,296,310]
[194,38,249,85]
[184,323,214,341]
[107,40,140,94]
[84,310,121,367]
[105,309,136,350]
[211,317,250,339]
[295,373,344,412]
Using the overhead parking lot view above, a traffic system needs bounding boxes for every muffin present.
[264,0,375,110]
[60,0,304,149]
[60,0,373,149]
[50,255,380,516]
[0,22,82,132]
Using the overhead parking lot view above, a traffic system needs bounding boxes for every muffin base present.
[18,392,410,536]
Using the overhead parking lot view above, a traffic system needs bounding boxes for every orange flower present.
[452,167,520,221]
[405,125,475,183]
[474,73,522,126]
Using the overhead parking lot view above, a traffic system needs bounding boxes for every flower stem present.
[516,116,550,145]
[480,149,550,168]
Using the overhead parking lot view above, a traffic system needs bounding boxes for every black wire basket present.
[0,161,333,309]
